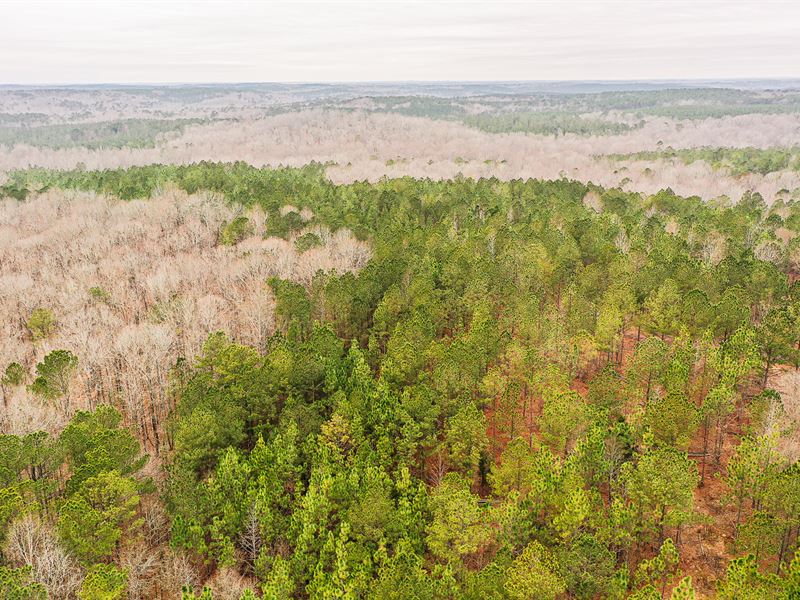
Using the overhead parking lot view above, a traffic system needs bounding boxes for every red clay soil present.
[481,330,784,598]
[680,415,742,596]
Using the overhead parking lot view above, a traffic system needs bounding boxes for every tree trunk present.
[763,353,772,387]
[777,525,791,573]
[714,416,726,465]
[796,339,800,371]
[700,418,709,486]
[734,494,744,538]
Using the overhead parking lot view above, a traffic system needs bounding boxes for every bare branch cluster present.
[0,188,370,442]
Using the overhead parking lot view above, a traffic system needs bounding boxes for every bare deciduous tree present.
[3,515,83,599]
[0,189,370,444]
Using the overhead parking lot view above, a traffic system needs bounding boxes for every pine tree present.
[622,448,698,545]
[553,487,591,541]
[58,470,142,563]
[0,565,47,600]
[628,336,669,404]
[700,384,735,484]
[670,576,696,599]
[426,473,492,565]
[26,307,57,342]
[504,541,566,600]
[634,538,681,596]
[759,306,798,386]
[540,389,588,457]
[644,391,699,451]
[724,435,779,534]
[79,564,128,600]
[261,556,294,600]
[642,279,681,339]
[28,349,78,405]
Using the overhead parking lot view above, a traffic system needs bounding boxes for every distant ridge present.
[2,79,800,96]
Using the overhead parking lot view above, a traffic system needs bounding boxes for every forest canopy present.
[3,162,800,597]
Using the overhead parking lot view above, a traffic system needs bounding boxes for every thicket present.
[321,88,800,136]
[317,95,638,136]
[607,147,800,176]
[0,118,202,150]
[461,111,640,136]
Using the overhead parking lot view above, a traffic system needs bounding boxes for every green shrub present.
[2,362,26,387]
[26,307,56,341]
[294,232,323,253]
[79,564,128,600]
[88,286,111,303]
[219,216,254,246]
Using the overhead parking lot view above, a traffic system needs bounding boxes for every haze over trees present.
[3,84,800,204]
[3,83,800,598]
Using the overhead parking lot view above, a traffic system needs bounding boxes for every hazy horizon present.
[3,79,800,97]
[2,0,798,84]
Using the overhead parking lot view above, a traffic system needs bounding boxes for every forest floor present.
[682,416,740,596]
[482,327,800,597]
[619,330,739,595]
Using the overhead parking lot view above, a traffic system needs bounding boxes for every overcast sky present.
[1,0,798,84]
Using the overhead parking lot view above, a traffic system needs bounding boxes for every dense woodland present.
[3,86,800,212]
[3,163,800,597]
[0,119,203,150]
[607,147,800,177]
[319,88,800,135]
